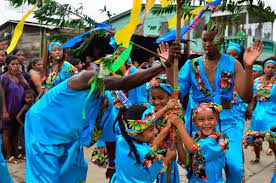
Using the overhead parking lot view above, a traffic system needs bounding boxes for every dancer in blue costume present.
[125,59,147,105]
[161,22,263,182]
[110,105,177,183]
[25,44,180,182]
[247,59,276,164]
[142,76,180,183]
[41,42,78,93]
[169,102,229,183]
[226,42,248,134]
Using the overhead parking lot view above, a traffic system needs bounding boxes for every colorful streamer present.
[156,0,223,43]
[114,0,142,48]
[63,22,111,48]
[7,5,37,54]
[145,0,156,13]
[109,43,133,72]
[167,6,204,29]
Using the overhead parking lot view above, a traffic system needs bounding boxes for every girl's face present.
[252,70,262,79]
[8,59,19,74]
[227,49,239,60]
[195,110,217,138]
[50,45,63,61]
[135,125,158,144]
[150,88,171,111]
[0,51,6,65]
[264,63,275,77]
[76,62,82,71]
[15,51,25,64]
[33,60,43,72]
[25,93,35,105]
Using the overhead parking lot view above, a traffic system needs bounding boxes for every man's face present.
[202,31,222,56]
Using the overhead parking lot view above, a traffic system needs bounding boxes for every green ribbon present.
[82,77,97,120]
[109,43,133,72]
[82,43,133,120]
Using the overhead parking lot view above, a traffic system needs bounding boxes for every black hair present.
[69,58,81,67]
[117,105,148,165]
[27,57,42,72]
[0,49,7,56]
[83,60,92,70]
[6,55,18,65]
[24,89,35,98]
[12,48,23,55]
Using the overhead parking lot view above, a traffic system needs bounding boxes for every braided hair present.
[117,104,148,165]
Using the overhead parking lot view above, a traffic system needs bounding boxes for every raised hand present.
[243,39,263,68]
[157,42,170,62]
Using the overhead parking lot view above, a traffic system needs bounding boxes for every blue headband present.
[48,42,63,53]
[252,65,263,72]
[226,42,242,56]
[151,60,161,67]
[264,60,276,67]
[147,77,173,95]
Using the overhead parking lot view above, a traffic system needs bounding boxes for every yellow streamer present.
[7,5,37,54]
[159,0,174,8]
[145,0,156,13]
[168,6,204,29]
[115,0,142,48]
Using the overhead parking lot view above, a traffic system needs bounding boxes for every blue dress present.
[178,54,243,183]
[110,135,165,183]
[250,77,276,132]
[142,107,180,183]
[25,79,102,183]
[127,65,147,105]
[43,61,78,90]
[0,134,13,183]
[188,132,228,183]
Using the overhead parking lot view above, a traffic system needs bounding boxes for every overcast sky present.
[1,0,276,39]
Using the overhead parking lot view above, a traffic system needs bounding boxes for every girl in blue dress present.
[246,59,276,164]
[41,42,78,93]
[111,105,177,183]
[226,42,248,134]
[168,102,229,183]
[143,76,181,183]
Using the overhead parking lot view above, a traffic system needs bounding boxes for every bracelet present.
[159,163,168,174]
[160,61,167,70]
[108,159,116,166]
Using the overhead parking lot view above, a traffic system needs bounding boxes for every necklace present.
[203,55,219,71]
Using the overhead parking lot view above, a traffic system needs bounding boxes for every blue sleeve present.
[197,136,228,162]
[178,60,192,99]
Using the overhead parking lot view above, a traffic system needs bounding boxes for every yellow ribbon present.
[145,0,156,13]
[168,6,204,29]
[7,5,37,54]
[159,0,174,8]
[115,0,142,48]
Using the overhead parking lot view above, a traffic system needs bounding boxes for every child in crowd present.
[16,89,35,160]
[110,105,176,183]
[143,76,181,183]
[169,102,229,183]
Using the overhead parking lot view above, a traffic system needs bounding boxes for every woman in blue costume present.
[142,76,180,183]
[40,42,78,94]
[169,102,229,183]
[252,64,263,79]
[24,45,179,182]
[226,42,248,134]
[125,59,147,105]
[247,59,276,164]
[161,22,263,183]
[110,105,177,183]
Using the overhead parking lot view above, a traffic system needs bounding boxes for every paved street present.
[7,121,275,183]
